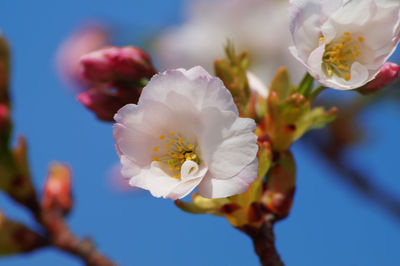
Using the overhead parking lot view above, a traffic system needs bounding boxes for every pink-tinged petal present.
[139,66,238,114]
[197,158,258,198]
[199,107,258,180]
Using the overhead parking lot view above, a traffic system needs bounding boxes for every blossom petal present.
[197,158,258,198]
[199,107,258,180]
[139,66,238,114]
[165,161,208,200]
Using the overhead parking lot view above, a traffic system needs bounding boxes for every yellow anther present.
[165,143,171,148]
[344,32,350,36]
[178,138,184,143]
[169,140,175,144]
[159,135,165,140]
[353,45,358,51]
[319,37,325,42]
[177,146,183,152]
[153,146,159,152]
[328,69,332,76]
[175,166,180,171]
[344,73,351,81]
[169,132,175,136]
[153,157,159,161]
[191,154,197,160]
[358,36,364,42]
[168,165,174,170]
[187,144,193,150]
[172,174,180,179]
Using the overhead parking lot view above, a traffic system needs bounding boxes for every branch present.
[39,212,115,266]
[239,221,284,266]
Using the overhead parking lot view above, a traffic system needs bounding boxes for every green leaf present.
[269,67,291,102]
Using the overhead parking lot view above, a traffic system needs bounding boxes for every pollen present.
[153,146,159,152]
[358,36,364,42]
[159,135,165,140]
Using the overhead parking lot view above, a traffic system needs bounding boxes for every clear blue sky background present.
[0,0,400,265]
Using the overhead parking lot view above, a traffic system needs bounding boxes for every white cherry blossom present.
[289,0,400,90]
[113,66,258,200]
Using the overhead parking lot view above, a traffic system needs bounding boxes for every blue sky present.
[0,0,400,265]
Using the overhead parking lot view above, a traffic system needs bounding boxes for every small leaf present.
[0,213,47,256]
[269,67,291,102]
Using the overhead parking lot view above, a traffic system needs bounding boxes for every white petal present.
[165,161,208,200]
[197,158,258,198]
[128,161,179,198]
[199,107,258,180]
[139,66,238,114]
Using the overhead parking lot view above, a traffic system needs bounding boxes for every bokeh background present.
[0,0,399,265]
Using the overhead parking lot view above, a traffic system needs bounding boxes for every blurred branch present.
[305,79,400,221]
[0,35,116,265]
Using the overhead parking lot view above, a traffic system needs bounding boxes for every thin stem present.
[309,86,327,101]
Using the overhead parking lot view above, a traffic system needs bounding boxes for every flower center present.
[152,132,200,179]
[321,32,364,81]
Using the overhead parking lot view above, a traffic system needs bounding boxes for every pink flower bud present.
[359,62,399,94]
[80,46,157,84]
[41,163,72,215]
[0,104,9,128]
[77,88,140,121]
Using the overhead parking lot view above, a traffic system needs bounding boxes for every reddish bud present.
[0,104,9,128]
[77,88,140,121]
[41,163,72,215]
[359,62,399,94]
[80,46,157,84]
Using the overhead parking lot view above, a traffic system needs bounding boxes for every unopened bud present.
[41,163,72,215]
[80,46,157,84]
[359,62,399,94]
[77,88,140,121]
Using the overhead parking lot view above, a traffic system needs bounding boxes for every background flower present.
[153,0,304,85]
[289,0,400,90]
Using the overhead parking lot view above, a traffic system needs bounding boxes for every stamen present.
[322,32,364,81]
[151,132,200,180]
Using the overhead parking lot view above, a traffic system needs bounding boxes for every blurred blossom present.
[55,22,109,90]
[153,0,304,84]
[247,71,268,98]
[114,66,258,200]
[77,46,157,122]
[359,62,399,94]
[41,163,72,215]
[289,0,400,90]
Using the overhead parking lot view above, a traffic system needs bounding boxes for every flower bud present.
[41,163,72,216]
[77,88,140,121]
[80,46,157,85]
[358,62,399,94]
